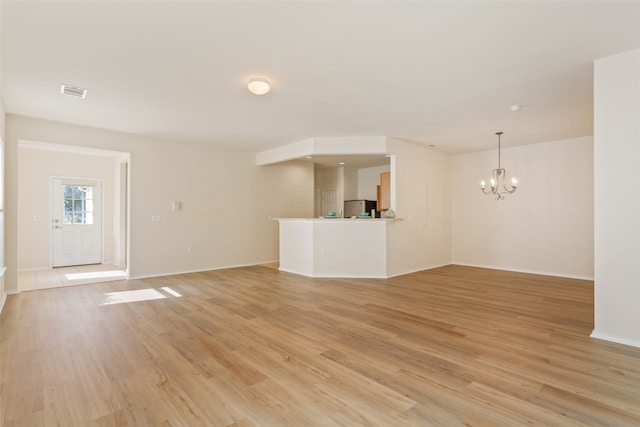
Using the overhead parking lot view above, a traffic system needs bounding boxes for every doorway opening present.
[17,141,130,291]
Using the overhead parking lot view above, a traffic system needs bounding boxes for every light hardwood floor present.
[2,265,640,426]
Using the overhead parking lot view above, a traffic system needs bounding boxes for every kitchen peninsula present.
[276,217,399,278]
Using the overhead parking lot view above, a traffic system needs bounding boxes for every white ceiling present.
[2,1,639,155]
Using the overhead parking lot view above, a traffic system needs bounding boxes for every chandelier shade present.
[481,132,518,200]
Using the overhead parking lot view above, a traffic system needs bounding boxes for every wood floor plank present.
[3,264,640,426]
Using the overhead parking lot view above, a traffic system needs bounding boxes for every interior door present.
[52,178,103,267]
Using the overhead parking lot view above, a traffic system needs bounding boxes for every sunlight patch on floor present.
[161,287,182,297]
[102,288,166,305]
[101,287,182,305]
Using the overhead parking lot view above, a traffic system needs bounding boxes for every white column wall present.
[0,0,6,311]
[593,49,640,347]
[386,139,452,276]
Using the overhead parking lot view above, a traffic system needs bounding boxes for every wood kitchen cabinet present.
[378,172,390,211]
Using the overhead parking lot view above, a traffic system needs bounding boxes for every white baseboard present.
[386,262,452,278]
[452,262,594,281]
[590,331,640,349]
[255,259,279,265]
[278,268,388,279]
[129,262,259,281]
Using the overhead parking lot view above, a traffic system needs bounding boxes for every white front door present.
[52,178,103,267]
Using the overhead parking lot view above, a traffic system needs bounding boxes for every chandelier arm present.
[501,168,517,193]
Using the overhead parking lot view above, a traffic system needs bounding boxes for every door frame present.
[49,176,106,268]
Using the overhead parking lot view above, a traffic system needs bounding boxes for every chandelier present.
[481,132,518,200]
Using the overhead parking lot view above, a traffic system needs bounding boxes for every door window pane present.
[62,185,95,225]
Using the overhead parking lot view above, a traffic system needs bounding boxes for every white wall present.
[17,147,118,270]
[315,167,340,190]
[337,163,391,203]
[343,166,358,201]
[254,160,314,260]
[4,115,313,292]
[357,164,390,201]
[0,0,6,310]
[278,219,389,278]
[452,136,594,279]
[593,49,640,347]
[0,0,3,138]
[386,139,452,276]
[113,160,128,268]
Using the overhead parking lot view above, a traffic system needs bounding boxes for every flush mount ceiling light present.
[60,84,87,99]
[510,104,522,112]
[247,78,270,95]
[480,132,518,200]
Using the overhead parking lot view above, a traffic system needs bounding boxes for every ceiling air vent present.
[60,84,87,99]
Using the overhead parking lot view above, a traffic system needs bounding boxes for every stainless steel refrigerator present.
[344,200,377,217]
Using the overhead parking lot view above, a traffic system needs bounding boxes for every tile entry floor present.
[18,264,128,292]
